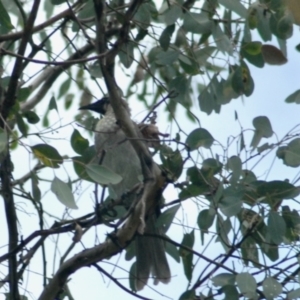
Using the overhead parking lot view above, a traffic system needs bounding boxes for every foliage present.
[0,0,300,299]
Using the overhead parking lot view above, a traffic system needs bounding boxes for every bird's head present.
[79,97,110,115]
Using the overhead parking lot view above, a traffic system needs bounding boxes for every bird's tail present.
[134,214,171,291]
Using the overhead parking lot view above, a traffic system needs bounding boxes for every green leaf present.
[243,41,262,55]
[186,128,214,150]
[179,231,194,282]
[231,62,254,96]
[160,146,183,180]
[71,129,89,155]
[159,24,175,51]
[270,11,293,40]
[219,196,242,217]
[31,175,41,202]
[197,209,215,233]
[156,49,179,65]
[284,138,300,167]
[0,0,14,29]
[198,87,214,115]
[263,277,282,300]
[212,23,233,55]
[285,89,300,104]
[195,46,216,65]
[17,87,31,102]
[165,238,180,262]
[0,128,7,154]
[85,164,122,185]
[49,96,58,111]
[119,41,134,68]
[236,272,257,299]
[16,114,28,136]
[253,116,273,138]
[156,204,180,233]
[256,180,299,200]
[58,77,71,99]
[183,12,213,34]
[227,155,242,184]
[268,211,286,244]
[51,0,66,4]
[211,273,235,287]
[179,290,195,300]
[31,144,63,168]
[133,2,152,29]
[218,0,247,18]
[22,111,40,124]
[251,116,273,148]
[256,4,272,41]
[51,176,78,209]
[168,75,191,106]
[222,285,239,300]
[288,288,300,300]
[163,5,182,25]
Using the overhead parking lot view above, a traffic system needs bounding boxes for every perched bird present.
[79,97,171,290]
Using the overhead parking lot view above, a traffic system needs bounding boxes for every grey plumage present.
[79,98,170,290]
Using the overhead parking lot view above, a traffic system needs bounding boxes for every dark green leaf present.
[16,114,28,136]
[71,129,89,155]
[31,144,63,168]
[22,111,40,124]
[51,176,78,209]
[285,89,300,104]
[17,87,31,102]
[159,24,175,51]
[222,285,239,300]
[0,0,14,29]
[186,128,214,150]
[197,209,215,233]
[160,146,183,180]
[179,290,195,300]
[119,41,134,68]
[49,96,58,111]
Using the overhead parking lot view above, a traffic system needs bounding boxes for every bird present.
[79,97,171,290]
